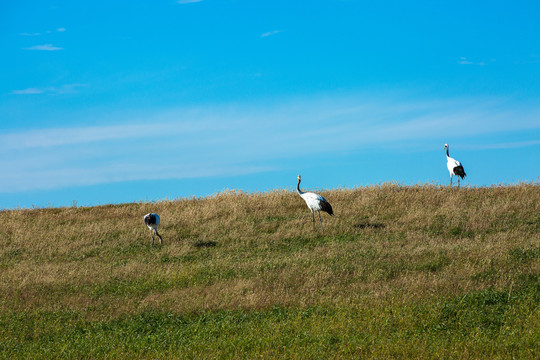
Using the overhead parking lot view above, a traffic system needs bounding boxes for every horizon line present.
[3,180,538,212]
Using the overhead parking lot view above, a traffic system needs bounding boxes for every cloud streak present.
[261,30,282,38]
[11,88,44,95]
[1,94,539,193]
[458,56,494,66]
[462,140,540,150]
[11,84,86,95]
[24,44,63,51]
[20,28,66,36]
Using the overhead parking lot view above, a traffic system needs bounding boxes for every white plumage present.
[296,175,333,231]
[444,144,467,187]
[144,213,163,246]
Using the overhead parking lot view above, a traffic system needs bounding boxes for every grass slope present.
[0,184,539,358]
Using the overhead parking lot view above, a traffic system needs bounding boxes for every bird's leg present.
[311,210,315,231]
[156,230,163,245]
[458,178,461,188]
[450,176,453,186]
[151,230,155,247]
[318,211,324,232]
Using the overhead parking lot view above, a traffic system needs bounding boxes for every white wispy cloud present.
[11,84,86,95]
[24,44,63,51]
[261,30,282,38]
[458,57,495,66]
[462,140,540,150]
[20,28,65,36]
[58,84,86,93]
[1,94,539,192]
[0,161,273,192]
[1,124,169,150]
[458,57,474,65]
[11,88,44,95]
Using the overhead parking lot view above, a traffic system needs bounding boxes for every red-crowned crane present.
[444,144,466,187]
[296,174,333,231]
[144,213,163,246]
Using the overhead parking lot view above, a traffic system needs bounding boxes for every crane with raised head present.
[296,175,333,231]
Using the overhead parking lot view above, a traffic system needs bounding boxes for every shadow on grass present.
[194,241,217,248]
[354,222,386,230]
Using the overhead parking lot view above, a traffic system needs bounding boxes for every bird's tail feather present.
[454,165,466,179]
[321,201,333,215]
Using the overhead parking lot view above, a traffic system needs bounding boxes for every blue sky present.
[1,0,539,209]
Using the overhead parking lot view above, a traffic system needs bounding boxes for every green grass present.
[2,281,538,359]
[0,184,539,358]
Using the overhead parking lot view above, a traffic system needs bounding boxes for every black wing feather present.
[453,165,466,179]
[319,200,334,215]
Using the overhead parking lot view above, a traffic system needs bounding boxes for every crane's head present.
[297,174,301,182]
[444,143,448,150]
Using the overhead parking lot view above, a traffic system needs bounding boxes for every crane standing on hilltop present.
[296,175,334,232]
[144,213,163,246]
[444,144,467,187]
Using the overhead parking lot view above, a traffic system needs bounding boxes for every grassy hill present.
[1,184,539,359]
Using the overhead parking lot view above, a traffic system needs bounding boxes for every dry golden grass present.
[1,184,539,358]
[1,184,538,320]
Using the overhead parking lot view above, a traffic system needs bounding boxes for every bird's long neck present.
[446,147,450,158]
[297,179,304,195]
